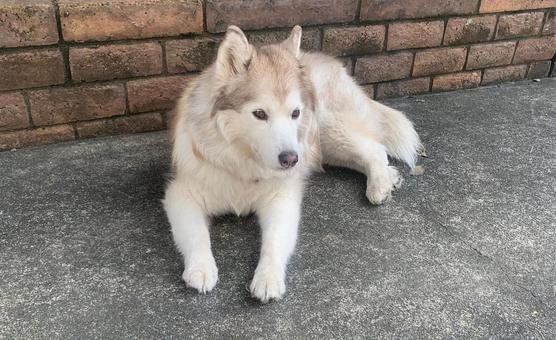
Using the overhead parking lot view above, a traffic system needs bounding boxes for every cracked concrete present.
[1,79,555,338]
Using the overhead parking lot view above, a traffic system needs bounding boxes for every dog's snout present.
[278,151,298,169]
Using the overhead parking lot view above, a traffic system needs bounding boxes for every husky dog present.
[163,25,421,303]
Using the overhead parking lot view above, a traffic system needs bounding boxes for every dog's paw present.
[366,166,401,205]
[389,166,403,189]
[182,256,218,294]
[249,267,286,303]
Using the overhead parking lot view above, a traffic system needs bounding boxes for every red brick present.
[247,28,322,50]
[127,76,193,113]
[0,0,58,48]
[495,12,545,39]
[70,43,162,82]
[544,10,556,35]
[0,125,74,151]
[413,47,467,76]
[0,50,64,91]
[322,25,385,56]
[432,71,481,92]
[59,0,203,42]
[29,85,126,126]
[482,65,527,84]
[0,93,29,131]
[166,38,221,74]
[513,36,556,63]
[76,113,164,138]
[354,53,413,83]
[388,21,445,51]
[361,84,375,99]
[360,0,478,21]
[480,0,556,13]
[466,41,516,70]
[527,61,552,78]
[206,0,357,33]
[444,16,497,45]
[376,78,430,99]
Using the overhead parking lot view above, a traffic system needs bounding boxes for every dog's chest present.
[198,171,274,216]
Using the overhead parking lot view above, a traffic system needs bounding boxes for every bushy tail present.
[370,101,421,169]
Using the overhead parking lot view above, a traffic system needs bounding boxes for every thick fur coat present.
[164,26,421,303]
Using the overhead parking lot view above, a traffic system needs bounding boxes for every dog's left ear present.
[281,25,302,58]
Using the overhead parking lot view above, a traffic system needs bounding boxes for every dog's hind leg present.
[163,179,218,293]
[320,120,402,205]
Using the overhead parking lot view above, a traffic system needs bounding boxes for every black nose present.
[278,151,298,169]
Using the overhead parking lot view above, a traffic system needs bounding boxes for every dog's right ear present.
[215,26,253,80]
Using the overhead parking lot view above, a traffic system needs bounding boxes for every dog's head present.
[210,25,319,173]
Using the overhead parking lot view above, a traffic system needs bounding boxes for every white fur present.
[163,26,421,302]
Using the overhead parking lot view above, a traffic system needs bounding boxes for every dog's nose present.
[278,151,298,169]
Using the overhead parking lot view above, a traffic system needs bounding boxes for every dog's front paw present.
[182,255,218,294]
[250,266,286,303]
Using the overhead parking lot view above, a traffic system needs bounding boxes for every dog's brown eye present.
[252,109,268,120]
[292,109,300,119]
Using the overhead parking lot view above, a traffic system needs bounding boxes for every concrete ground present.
[1,79,555,339]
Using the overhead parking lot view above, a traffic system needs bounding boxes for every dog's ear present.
[215,26,253,80]
[281,25,302,58]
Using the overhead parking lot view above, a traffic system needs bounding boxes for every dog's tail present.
[371,101,422,169]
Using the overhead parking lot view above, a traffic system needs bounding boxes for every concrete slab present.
[1,79,555,338]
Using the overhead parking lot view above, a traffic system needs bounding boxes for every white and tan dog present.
[163,25,421,303]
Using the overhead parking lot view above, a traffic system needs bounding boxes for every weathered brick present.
[0,125,74,151]
[360,0,478,21]
[413,47,467,76]
[361,84,375,99]
[544,10,556,35]
[482,65,527,84]
[247,28,321,50]
[0,50,64,91]
[432,71,481,92]
[322,25,385,56]
[480,0,556,13]
[466,41,516,69]
[513,36,556,63]
[0,0,58,48]
[127,76,193,113]
[206,0,357,32]
[0,93,29,131]
[354,53,413,83]
[527,61,552,78]
[76,113,164,138]
[444,16,497,45]
[166,38,221,74]
[495,12,545,39]
[70,43,162,82]
[29,85,126,126]
[376,78,430,99]
[388,21,445,50]
[59,0,203,42]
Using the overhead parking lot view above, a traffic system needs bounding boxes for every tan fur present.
[164,25,421,302]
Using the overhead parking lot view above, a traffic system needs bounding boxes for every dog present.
[163,25,421,303]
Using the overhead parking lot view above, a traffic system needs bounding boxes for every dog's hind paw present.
[182,257,218,294]
[366,166,401,205]
[249,268,286,303]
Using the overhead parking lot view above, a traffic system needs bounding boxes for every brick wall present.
[1,0,555,151]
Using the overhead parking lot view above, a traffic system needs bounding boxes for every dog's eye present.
[252,109,268,120]
[292,109,300,119]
